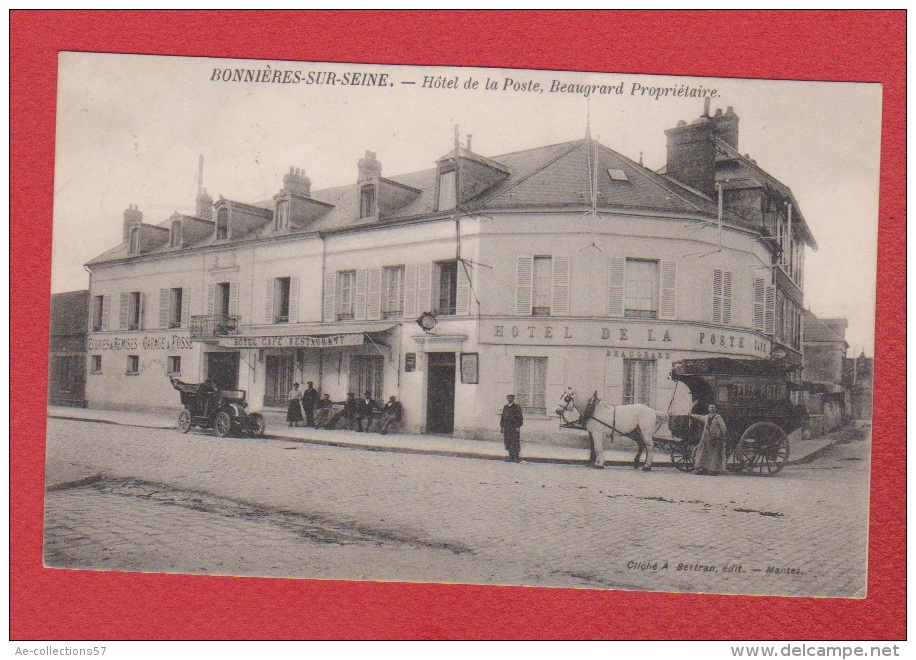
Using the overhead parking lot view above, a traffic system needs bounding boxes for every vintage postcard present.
[46,52,879,598]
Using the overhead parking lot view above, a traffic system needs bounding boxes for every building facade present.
[84,103,816,445]
[801,311,849,435]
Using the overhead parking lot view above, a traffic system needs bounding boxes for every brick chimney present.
[282,167,312,197]
[196,187,213,220]
[357,150,382,182]
[665,102,717,197]
[122,204,143,243]
[710,105,740,151]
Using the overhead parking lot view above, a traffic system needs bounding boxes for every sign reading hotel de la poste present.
[46,52,879,601]
[481,319,771,358]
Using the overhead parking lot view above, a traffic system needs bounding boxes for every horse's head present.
[555,387,576,416]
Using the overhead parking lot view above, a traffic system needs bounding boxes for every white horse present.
[555,387,667,470]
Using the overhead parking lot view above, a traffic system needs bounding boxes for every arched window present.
[129,226,141,253]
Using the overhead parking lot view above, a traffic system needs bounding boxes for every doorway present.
[265,354,294,407]
[426,352,456,434]
[206,352,239,391]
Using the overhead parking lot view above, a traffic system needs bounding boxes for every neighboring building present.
[83,101,816,445]
[801,311,849,435]
[844,351,874,422]
[48,290,88,407]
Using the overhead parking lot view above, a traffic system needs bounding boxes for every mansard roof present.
[86,137,772,266]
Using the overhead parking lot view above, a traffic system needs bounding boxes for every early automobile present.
[169,377,266,438]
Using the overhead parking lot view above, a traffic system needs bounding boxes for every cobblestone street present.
[44,418,870,596]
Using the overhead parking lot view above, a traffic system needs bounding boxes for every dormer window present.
[128,226,141,253]
[216,207,229,240]
[437,168,457,211]
[360,186,376,218]
[169,220,182,248]
[275,200,290,230]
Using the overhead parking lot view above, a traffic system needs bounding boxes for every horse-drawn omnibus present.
[666,358,808,476]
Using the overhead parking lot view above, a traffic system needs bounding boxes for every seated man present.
[355,391,377,432]
[328,393,358,430]
[379,396,403,435]
[314,393,334,429]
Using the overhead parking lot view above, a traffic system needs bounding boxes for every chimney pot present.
[358,151,382,182]
[283,166,312,197]
[703,97,711,116]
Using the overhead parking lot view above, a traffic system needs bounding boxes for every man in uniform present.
[302,381,320,428]
[500,394,524,463]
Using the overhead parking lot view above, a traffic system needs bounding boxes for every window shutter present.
[456,261,471,316]
[181,288,190,328]
[355,269,368,320]
[764,285,776,335]
[753,278,765,331]
[367,268,382,320]
[265,278,275,323]
[417,263,432,313]
[515,256,533,316]
[515,357,531,409]
[722,271,733,325]
[550,256,570,316]
[119,293,129,329]
[289,276,299,323]
[228,282,238,317]
[496,355,512,411]
[101,295,110,331]
[323,271,336,322]
[712,269,723,324]
[606,257,625,317]
[404,263,418,318]
[659,260,677,320]
[159,289,169,329]
[207,283,216,315]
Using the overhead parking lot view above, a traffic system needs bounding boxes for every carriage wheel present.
[249,413,266,437]
[177,409,192,433]
[738,422,790,476]
[213,412,232,438]
[670,441,695,472]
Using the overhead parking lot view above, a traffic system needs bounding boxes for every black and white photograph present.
[45,53,880,598]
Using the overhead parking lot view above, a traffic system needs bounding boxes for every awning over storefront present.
[217,322,398,349]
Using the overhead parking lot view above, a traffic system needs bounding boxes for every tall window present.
[129,226,141,253]
[92,295,105,331]
[532,256,552,316]
[360,186,376,218]
[216,282,231,316]
[216,208,229,240]
[337,271,356,320]
[168,287,183,329]
[90,355,102,374]
[167,356,181,375]
[623,359,656,406]
[383,266,405,318]
[435,260,458,315]
[275,200,290,230]
[169,220,182,248]
[515,356,547,414]
[625,259,659,319]
[712,269,733,325]
[437,169,456,211]
[126,355,140,375]
[128,291,142,330]
[274,277,291,323]
[350,355,384,400]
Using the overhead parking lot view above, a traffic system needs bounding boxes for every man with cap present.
[356,390,377,432]
[301,381,320,428]
[500,394,524,463]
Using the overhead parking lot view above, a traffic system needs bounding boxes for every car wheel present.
[214,411,232,437]
[177,409,192,433]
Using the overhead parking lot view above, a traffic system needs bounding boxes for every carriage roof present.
[670,358,793,381]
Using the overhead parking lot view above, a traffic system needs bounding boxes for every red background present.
[11,10,906,640]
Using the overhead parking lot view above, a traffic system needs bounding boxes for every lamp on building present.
[416,312,437,333]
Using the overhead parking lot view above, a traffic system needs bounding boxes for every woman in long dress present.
[287,382,304,427]
[690,404,728,475]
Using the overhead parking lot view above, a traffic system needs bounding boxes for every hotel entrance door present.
[426,352,456,434]
[265,354,294,407]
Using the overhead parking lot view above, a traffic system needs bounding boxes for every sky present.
[52,53,882,356]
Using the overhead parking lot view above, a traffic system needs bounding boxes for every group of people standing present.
[286,383,403,435]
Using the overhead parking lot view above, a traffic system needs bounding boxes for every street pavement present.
[43,415,871,597]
